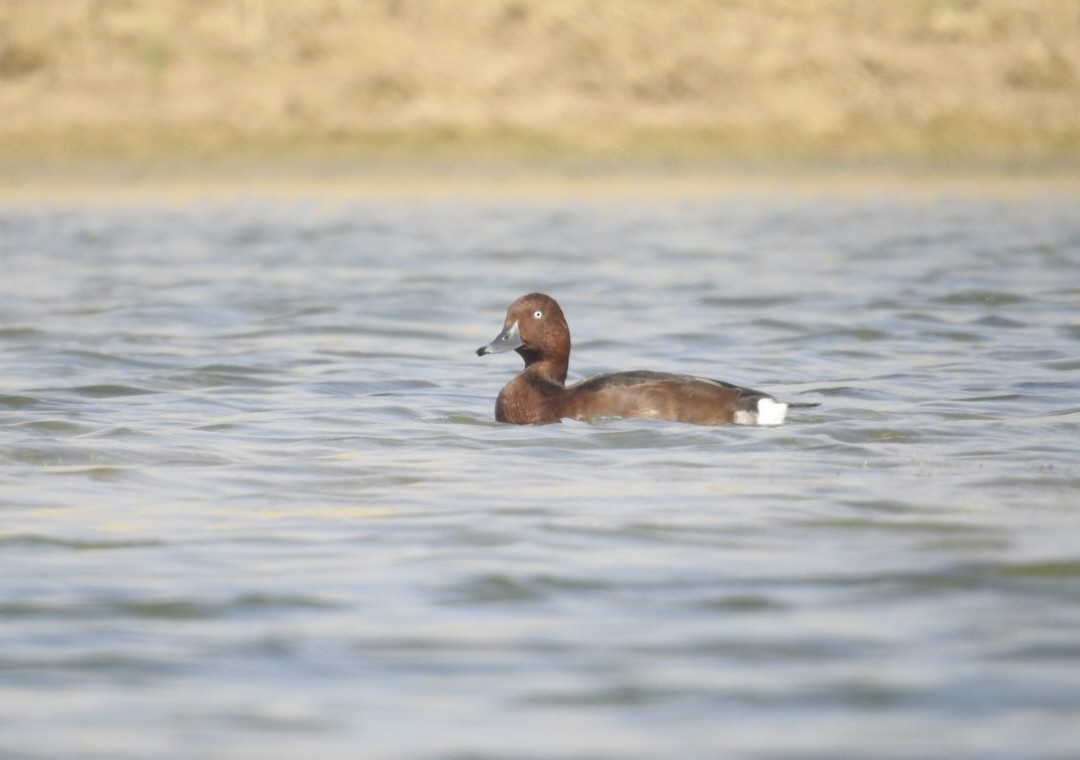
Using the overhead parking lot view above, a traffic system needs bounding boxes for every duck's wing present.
[572,370,762,395]
[567,371,785,425]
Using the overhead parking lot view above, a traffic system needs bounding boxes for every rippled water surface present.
[2,180,1080,759]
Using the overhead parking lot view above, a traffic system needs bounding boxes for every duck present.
[476,293,816,425]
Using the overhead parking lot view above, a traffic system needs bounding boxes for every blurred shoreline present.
[3,0,1079,190]
[4,160,1079,207]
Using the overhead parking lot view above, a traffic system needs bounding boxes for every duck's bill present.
[476,320,523,356]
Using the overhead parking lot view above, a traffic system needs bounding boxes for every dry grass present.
[1,0,1079,169]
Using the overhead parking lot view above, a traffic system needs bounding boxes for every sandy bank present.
[2,0,1079,169]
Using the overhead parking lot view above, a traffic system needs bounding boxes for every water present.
[2,180,1079,759]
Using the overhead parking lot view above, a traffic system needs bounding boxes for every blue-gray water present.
[2,182,1079,759]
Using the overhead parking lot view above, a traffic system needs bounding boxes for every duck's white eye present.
[533,310,543,319]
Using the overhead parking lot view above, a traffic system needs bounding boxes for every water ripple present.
[1,190,1079,760]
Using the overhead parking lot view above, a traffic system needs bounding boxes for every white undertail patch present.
[733,397,788,426]
[755,398,788,426]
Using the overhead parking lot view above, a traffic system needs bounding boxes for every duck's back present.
[564,371,787,426]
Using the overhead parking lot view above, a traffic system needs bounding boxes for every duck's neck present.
[519,351,568,386]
